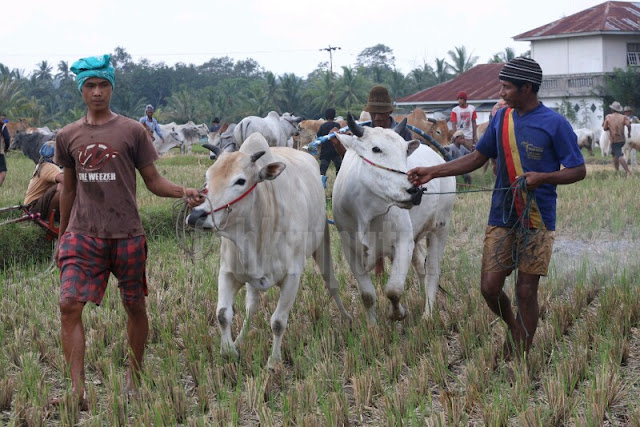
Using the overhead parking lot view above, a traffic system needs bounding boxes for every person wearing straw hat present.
[408,57,586,361]
[603,101,632,175]
[53,54,205,409]
[363,85,414,276]
[623,105,638,124]
[364,85,413,141]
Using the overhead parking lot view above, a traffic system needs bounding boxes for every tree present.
[111,46,134,71]
[278,73,305,115]
[488,47,516,64]
[433,58,452,84]
[335,66,369,114]
[447,46,478,76]
[356,44,395,70]
[602,66,640,110]
[34,61,53,81]
[305,70,336,116]
[56,61,70,81]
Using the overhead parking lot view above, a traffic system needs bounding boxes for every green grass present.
[1,150,639,425]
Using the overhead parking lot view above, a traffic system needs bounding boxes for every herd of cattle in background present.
[3,109,640,368]
[5,108,640,166]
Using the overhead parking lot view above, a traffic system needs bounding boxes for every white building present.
[515,1,640,128]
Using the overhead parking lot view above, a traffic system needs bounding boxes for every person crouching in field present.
[53,54,205,408]
[408,57,586,361]
[24,140,63,221]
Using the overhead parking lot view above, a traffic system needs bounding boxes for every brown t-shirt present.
[604,112,630,143]
[55,115,159,238]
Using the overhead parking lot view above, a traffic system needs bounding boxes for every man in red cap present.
[451,91,477,151]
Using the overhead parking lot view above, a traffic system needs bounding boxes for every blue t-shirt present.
[475,103,584,231]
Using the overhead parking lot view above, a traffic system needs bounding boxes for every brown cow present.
[5,118,31,139]
[393,108,451,147]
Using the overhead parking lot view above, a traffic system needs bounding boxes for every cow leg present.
[423,229,449,319]
[340,232,378,324]
[385,239,414,321]
[411,238,428,292]
[267,274,301,370]
[312,223,352,322]
[234,284,260,348]
[217,273,244,360]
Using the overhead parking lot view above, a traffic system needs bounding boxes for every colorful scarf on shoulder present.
[498,108,545,229]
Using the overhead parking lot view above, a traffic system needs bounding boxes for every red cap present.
[457,91,468,100]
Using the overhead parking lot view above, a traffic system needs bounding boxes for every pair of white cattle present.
[188,115,455,369]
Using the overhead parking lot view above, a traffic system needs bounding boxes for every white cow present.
[599,129,611,156]
[187,134,350,369]
[207,123,237,159]
[574,128,595,156]
[623,123,640,169]
[152,121,209,154]
[234,111,303,149]
[333,114,456,324]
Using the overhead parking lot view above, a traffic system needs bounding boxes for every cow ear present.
[335,134,354,149]
[259,162,286,181]
[407,140,420,157]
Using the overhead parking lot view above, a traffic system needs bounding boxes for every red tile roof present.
[395,63,504,104]
[515,1,640,40]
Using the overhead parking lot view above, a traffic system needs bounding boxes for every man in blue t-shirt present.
[407,57,586,360]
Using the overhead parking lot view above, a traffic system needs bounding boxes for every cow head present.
[336,113,420,209]
[188,134,286,232]
[281,112,304,137]
[207,124,237,159]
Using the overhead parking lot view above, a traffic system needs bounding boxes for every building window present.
[628,43,640,66]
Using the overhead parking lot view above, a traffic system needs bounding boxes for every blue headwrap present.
[39,141,55,163]
[71,54,115,93]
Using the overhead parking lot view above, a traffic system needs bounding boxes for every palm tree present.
[0,76,28,116]
[278,73,304,114]
[306,71,336,115]
[447,46,479,76]
[433,58,452,84]
[335,66,369,113]
[488,47,516,64]
[55,61,70,81]
[33,61,53,81]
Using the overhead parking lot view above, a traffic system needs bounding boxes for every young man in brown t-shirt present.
[603,101,632,175]
[54,54,204,408]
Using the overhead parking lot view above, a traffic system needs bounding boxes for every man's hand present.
[184,187,205,208]
[516,171,546,190]
[407,167,435,186]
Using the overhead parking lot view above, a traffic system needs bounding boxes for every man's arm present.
[58,167,77,238]
[139,163,204,207]
[603,116,610,131]
[153,120,164,138]
[518,164,586,190]
[472,118,478,143]
[408,149,488,186]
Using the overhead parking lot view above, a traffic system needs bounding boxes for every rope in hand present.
[172,187,217,262]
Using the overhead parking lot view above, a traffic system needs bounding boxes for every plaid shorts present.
[58,232,148,306]
[481,225,555,276]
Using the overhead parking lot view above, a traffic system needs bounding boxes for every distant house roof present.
[395,63,504,106]
[515,1,640,41]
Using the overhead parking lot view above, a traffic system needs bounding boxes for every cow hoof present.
[388,304,406,321]
[248,277,273,291]
[221,345,240,361]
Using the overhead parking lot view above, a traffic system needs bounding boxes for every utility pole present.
[320,45,341,107]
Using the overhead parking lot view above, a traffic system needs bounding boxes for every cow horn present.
[393,118,408,136]
[427,118,437,124]
[251,151,266,163]
[347,112,364,138]
[203,144,222,159]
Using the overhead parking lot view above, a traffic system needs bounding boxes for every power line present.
[320,45,341,106]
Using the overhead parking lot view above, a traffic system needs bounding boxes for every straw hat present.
[364,85,394,114]
[609,101,623,113]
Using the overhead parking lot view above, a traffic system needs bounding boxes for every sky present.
[1,0,609,78]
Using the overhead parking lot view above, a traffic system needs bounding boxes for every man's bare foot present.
[49,392,88,411]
